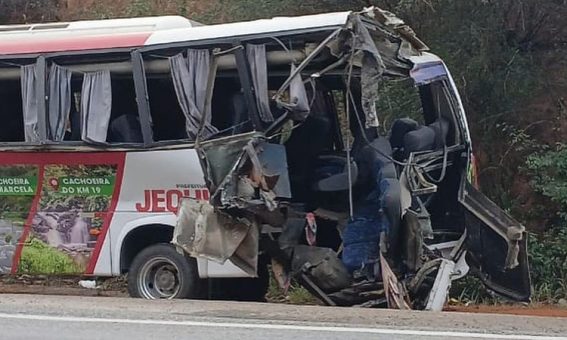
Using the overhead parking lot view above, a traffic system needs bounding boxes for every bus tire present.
[127,243,200,299]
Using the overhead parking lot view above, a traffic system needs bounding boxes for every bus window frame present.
[131,50,154,145]
[0,55,47,146]
[0,48,152,148]
[0,26,343,149]
[139,40,263,144]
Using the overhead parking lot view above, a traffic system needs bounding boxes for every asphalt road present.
[0,294,566,340]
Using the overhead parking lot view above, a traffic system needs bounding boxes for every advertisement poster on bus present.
[0,163,119,275]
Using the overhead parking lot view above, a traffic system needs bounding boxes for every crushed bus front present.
[172,7,531,309]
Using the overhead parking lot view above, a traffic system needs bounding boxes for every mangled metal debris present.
[173,199,259,276]
[173,6,531,309]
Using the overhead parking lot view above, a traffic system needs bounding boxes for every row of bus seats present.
[312,117,448,277]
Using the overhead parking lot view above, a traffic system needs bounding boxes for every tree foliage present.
[527,144,567,222]
[0,0,59,24]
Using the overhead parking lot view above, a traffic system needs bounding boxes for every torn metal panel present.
[173,198,258,276]
[460,181,524,270]
[369,7,428,53]
[401,209,424,272]
[198,133,256,197]
[326,10,421,128]
[460,179,532,302]
[380,253,411,309]
[424,259,455,311]
[228,220,259,277]
[198,133,290,210]
[182,133,290,276]
[350,14,384,128]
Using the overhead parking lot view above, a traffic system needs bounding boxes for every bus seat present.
[108,114,143,143]
[311,155,358,192]
[403,125,436,155]
[393,117,450,157]
[390,118,419,149]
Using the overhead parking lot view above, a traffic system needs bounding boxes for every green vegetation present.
[526,144,567,222]
[18,238,82,274]
[529,229,567,301]
[266,272,319,305]
[450,276,496,305]
[376,79,424,134]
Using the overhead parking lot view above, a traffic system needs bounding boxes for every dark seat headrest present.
[312,155,358,192]
[402,118,450,156]
[403,125,436,155]
[390,118,419,149]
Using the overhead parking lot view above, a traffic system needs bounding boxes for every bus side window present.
[145,50,256,142]
[146,77,187,141]
[106,77,143,144]
[209,75,253,136]
[46,59,143,145]
[62,86,82,142]
[0,74,25,142]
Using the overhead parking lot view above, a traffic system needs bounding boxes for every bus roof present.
[145,11,351,46]
[0,12,351,56]
[0,16,198,56]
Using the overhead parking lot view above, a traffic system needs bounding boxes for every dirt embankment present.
[0,274,127,298]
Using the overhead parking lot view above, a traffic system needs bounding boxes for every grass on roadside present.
[265,268,319,305]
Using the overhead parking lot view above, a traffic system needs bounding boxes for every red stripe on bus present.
[0,152,125,165]
[10,165,45,274]
[85,154,126,275]
[0,33,151,55]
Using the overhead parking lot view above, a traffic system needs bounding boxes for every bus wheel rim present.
[138,256,182,299]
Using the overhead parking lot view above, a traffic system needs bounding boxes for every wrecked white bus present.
[0,8,530,309]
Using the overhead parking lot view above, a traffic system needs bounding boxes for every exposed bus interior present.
[169,13,481,309]
[0,60,34,143]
